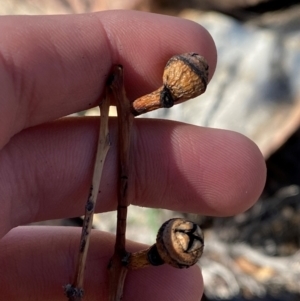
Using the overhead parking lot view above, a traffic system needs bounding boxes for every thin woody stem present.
[108,65,134,301]
[65,53,209,301]
[65,86,111,301]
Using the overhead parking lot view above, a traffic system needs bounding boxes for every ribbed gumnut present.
[131,52,209,116]
[161,52,209,106]
[155,218,204,269]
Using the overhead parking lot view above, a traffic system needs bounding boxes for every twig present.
[64,53,209,300]
[107,53,209,300]
[108,65,134,301]
[64,82,111,301]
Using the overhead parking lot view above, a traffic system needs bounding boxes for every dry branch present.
[107,65,134,301]
[65,85,111,301]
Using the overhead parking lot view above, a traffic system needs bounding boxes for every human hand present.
[0,10,266,301]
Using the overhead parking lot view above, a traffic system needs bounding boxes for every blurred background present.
[2,1,300,300]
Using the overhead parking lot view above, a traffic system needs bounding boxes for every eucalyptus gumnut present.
[131,52,209,116]
[126,218,204,270]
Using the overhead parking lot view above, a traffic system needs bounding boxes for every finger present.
[0,118,266,236]
[0,226,203,301]
[0,11,216,148]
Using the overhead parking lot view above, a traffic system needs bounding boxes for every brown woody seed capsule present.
[131,53,209,116]
[126,218,204,269]
[155,218,204,268]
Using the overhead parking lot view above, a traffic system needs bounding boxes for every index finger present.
[0,10,217,148]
